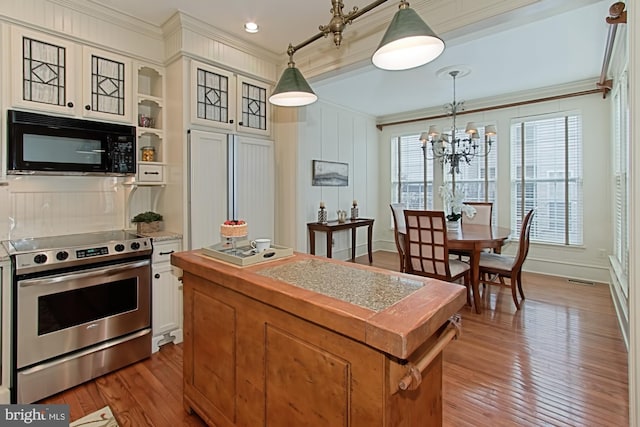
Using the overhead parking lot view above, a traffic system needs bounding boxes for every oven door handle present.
[18,259,150,287]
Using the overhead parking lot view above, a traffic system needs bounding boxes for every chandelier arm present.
[286,0,391,56]
[471,142,493,158]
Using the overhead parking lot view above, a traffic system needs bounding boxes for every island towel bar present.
[398,315,462,392]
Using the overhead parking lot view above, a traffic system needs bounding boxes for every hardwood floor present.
[40,250,629,426]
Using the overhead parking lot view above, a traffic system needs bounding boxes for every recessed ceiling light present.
[244,22,259,33]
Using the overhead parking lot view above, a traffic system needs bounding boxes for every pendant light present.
[372,1,445,70]
[268,59,318,107]
[269,0,445,107]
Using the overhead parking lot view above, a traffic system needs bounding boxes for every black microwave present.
[7,109,136,176]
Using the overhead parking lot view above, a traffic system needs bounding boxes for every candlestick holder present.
[318,207,327,224]
[351,205,359,220]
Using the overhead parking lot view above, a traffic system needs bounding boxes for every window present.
[391,134,433,210]
[510,113,583,245]
[612,70,629,294]
[442,126,498,222]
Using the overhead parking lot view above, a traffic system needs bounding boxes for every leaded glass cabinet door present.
[11,27,132,123]
[237,75,271,137]
[82,47,132,123]
[191,61,236,132]
[11,26,77,116]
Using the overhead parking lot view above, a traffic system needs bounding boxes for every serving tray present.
[200,241,293,267]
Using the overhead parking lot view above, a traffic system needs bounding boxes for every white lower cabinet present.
[151,239,183,353]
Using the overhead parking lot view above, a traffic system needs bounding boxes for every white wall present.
[378,91,612,284]
[289,100,379,259]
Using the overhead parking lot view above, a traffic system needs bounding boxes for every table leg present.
[309,230,316,255]
[367,224,373,263]
[470,247,482,314]
[326,230,333,258]
[351,227,356,262]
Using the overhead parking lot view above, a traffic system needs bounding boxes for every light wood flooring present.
[40,251,629,426]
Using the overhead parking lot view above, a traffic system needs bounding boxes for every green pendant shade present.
[268,1,446,107]
[372,6,445,71]
[269,65,318,107]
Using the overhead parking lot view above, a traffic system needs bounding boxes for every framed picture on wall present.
[312,160,349,187]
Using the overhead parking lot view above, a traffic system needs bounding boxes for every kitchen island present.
[171,250,466,427]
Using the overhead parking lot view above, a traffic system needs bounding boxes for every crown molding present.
[52,0,163,40]
[161,12,278,82]
[163,11,281,65]
[0,0,165,62]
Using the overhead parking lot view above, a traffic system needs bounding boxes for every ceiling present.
[91,0,613,118]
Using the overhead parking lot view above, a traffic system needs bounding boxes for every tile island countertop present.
[171,250,465,359]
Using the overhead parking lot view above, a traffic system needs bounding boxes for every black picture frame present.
[312,160,349,187]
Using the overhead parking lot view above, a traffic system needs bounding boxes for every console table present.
[307,218,374,263]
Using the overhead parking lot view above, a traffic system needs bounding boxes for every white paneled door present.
[234,136,275,241]
[188,130,228,250]
[188,130,274,250]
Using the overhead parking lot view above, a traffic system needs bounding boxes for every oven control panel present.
[76,247,109,258]
[12,237,152,275]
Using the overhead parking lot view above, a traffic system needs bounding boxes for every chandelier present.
[269,0,445,107]
[420,70,496,174]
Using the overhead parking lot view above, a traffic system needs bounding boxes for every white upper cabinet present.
[11,26,132,123]
[190,60,271,137]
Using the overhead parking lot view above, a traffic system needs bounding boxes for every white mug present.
[251,238,271,253]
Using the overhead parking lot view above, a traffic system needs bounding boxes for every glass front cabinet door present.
[190,60,271,137]
[11,26,132,123]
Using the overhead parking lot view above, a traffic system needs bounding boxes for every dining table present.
[399,223,511,314]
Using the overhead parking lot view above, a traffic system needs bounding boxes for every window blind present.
[510,113,583,245]
[391,134,433,210]
[612,71,629,291]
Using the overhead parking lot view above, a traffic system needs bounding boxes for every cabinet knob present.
[85,104,91,110]
[154,273,160,279]
[67,102,74,108]
[229,119,234,124]
[238,121,243,126]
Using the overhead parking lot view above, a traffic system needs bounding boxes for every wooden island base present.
[173,251,465,427]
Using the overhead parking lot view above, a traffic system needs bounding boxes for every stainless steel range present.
[3,230,152,403]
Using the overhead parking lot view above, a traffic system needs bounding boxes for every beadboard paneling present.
[163,12,278,83]
[4,177,129,240]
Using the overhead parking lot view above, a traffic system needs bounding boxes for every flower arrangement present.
[438,185,476,221]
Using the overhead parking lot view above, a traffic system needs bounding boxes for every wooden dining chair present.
[389,203,406,272]
[461,202,493,226]
[451,202,494,260]
[403,210,471,305]
[478,209,536,309]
